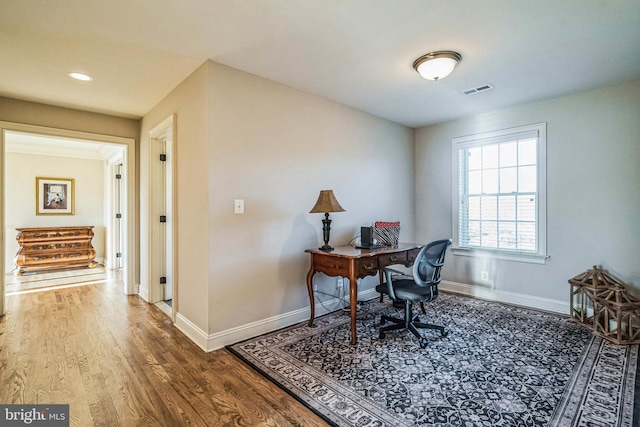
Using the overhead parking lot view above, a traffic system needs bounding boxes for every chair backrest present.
[412,239,452,287]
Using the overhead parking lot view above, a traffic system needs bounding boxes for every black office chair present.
[378,239,451,348]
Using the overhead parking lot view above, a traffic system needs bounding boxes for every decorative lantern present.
[593,283,640,345]
[568,266,606,326]
[568,266,640,345]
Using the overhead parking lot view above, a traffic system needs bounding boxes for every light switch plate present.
[234,199,244,214]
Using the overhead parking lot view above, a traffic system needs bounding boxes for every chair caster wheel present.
[379,332,385,339]
[419,338,428,349]
[380,318,386,325]
[441,331,448,338]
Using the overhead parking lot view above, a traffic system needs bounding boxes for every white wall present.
[5,151,106,271]
[415,79,640,307]
[140,63,211,332]
[141,60,415,349]
[206,61,415,334]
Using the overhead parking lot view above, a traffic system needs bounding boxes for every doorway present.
[0,122,137,316]
[147,115,175,318]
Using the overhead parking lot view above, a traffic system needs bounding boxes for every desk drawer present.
[355,258,378,278]
[406,248,422,264]
[313,254,350,276]
[378,252,407,268]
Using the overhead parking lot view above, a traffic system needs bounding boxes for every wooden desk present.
[305,243,423,344]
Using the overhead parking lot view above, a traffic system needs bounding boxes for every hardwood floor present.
[4,266,120,295]
[0,280,330,426]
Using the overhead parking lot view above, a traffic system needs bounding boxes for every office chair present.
[378,239,451,348]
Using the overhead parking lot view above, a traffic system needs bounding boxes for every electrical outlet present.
[481,270,489,281]
[336,277,344,292]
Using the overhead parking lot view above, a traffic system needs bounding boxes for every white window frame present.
[451,122,548,264]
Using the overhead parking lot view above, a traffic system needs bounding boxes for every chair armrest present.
[383,267,407,276]
[383,267,409,301]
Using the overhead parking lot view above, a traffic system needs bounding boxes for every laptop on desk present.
[355,226,387,249]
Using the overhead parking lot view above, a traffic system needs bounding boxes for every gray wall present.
[415,79,640,306]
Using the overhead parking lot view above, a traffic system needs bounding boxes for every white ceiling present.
[1,0,639,128]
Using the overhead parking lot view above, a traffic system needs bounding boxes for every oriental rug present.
[228,293,639,427]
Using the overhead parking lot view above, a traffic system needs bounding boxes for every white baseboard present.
[174,287,380,352]
[138,284,149,302]
[440,280,569,314]
[171,283,568,353]
[175,313,210,352]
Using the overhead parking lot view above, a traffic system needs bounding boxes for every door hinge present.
[159,154,166,162]
[160,276,167,284]
[116,213,122,219]
[160,215,166,223]
[116,174,122,179]
[116,252,122,258]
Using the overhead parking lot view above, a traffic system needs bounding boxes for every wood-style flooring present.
[0,278,329,426]
[4,266,120,295]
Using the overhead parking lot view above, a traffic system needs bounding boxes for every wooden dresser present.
[14,226,97,275]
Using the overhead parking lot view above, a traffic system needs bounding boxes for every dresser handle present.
[363,264,376,270]
[390,256,398,262]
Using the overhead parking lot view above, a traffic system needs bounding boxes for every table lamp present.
[309,190,345,251]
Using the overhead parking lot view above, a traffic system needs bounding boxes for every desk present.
[305,243,423,345]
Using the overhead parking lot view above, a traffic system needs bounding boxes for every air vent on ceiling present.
[463,83,494,96]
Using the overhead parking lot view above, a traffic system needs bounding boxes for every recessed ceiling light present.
[68,72,93,81]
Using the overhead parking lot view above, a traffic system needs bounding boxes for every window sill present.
[452,247,549,265]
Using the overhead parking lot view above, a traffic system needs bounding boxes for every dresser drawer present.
[17,226,94,244]
[17,249,95,266]
[20,240,93,252]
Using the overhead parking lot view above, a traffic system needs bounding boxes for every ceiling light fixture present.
[68,72,93,81]
[413,51,461,81]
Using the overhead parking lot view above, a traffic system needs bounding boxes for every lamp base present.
[319,244,334,251]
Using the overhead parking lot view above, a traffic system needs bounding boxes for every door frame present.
[107,159,125,270]
[0,121,137,316]
[144,115,176,317]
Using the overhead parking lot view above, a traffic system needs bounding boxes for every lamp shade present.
[413,51,461,81]
[309,190,345,213]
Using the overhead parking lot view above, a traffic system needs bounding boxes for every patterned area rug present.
[228,293,639,427]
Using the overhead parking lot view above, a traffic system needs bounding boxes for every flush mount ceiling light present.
[68,72,93,81]
[413,51,462,81]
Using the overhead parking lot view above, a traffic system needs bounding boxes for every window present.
[452,123,547,264]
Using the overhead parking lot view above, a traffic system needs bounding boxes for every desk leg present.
[306,267,316,327]
[349,272,358,345]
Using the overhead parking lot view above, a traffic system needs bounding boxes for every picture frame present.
[36,177,75,215]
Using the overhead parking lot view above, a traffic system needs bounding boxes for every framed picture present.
[36,177,75,215]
